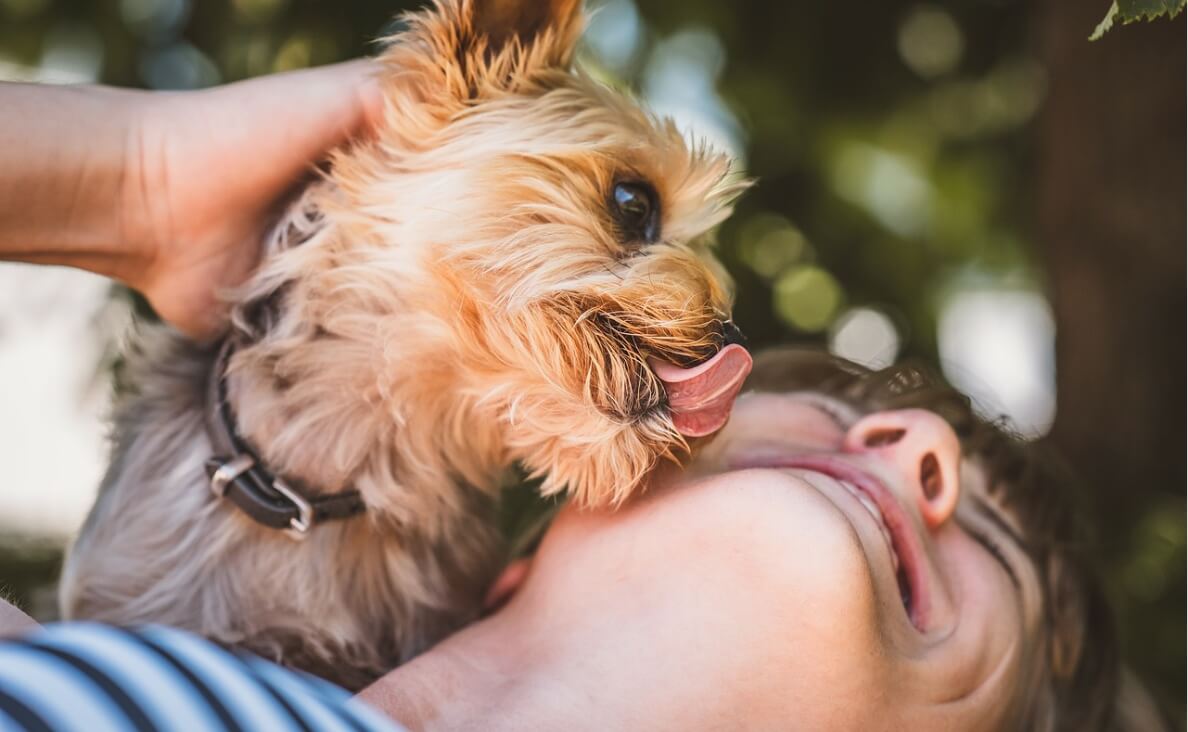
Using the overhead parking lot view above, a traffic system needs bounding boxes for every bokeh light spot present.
[39,23,104,83]
[937,284,1055,438]
[0,0,49,19]
[750,227,806,278]
[274,34,312,72]
[928,57,1046,139]
[736,213,812,280]
[897,6,964,79]
[773,266,843,332]
[643,28,744,161]
[232,0,289,25]
[140,41,220,89]
[1122,508,1186,604]
[120,0,190,40]
[831,143,932,237]
[584,0,643,74]
[829,307,900,369]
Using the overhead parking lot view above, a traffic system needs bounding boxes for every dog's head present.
[245,0,752,506]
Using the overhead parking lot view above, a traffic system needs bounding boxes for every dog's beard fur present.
[61,0,747,689]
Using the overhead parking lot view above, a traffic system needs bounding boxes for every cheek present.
[944,534,1022,621]
[538,473,896,726]
[936,531,1029,697]
[676,472,887,656]
[661,475,892,722]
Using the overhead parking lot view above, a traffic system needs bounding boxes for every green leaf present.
[1090,0,1184,39]
[1090,2,1119,40]
[1118,0,1186,21]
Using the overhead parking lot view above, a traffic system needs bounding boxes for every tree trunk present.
[1037,0,1185,715]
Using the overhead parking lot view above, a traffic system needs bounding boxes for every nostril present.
[864,428,906,448]
[919,453,941,500]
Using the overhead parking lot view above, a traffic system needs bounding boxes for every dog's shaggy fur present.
[61,0,746,688]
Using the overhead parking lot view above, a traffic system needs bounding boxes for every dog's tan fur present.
[61,0,745,688]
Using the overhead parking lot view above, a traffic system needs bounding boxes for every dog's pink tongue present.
[650,344,753,438]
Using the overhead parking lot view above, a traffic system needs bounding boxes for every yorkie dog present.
[61,0,751,688]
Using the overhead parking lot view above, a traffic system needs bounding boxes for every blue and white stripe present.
[0,623,403,732]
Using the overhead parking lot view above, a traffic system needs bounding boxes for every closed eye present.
[968,525,1021,589]
[798,394,859,431]
[966,494,1024,588]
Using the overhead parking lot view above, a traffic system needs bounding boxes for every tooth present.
[837,480,899,571]
[858,493,881,521]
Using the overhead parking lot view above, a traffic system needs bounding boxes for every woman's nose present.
[842,409,961,529]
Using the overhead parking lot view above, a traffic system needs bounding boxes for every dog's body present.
[62,0,750,688]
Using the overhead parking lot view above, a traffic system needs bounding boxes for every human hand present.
[124,60,383,340]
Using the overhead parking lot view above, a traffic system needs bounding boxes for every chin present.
[670,468,884,626]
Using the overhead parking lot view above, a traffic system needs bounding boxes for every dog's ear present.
[470,0,583,63]
[379,0,584,112]
[400,0,584,98]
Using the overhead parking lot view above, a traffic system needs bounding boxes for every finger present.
[272,58,386,139]
[199,59,385,195]
[221,57,383,134]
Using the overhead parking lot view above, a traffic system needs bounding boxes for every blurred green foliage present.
[0,0,1182,721]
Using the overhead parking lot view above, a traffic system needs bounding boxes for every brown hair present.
[745,347,1161,731]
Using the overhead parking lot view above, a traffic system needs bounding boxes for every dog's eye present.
[610,181,660,244]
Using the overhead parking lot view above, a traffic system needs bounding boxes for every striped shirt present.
[0,623,404,732]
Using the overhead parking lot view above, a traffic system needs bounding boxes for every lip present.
[728,453,931,631]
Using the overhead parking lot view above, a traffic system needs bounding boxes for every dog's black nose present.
[721,320,747,347]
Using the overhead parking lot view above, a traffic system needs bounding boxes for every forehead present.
[457,76,663,147]
[445,77,738,204]
[427,79,741,240]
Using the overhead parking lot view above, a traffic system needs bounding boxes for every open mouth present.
[729,454,930,631]
[648,322,752,438]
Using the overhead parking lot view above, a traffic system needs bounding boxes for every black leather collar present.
[203,339,366,537]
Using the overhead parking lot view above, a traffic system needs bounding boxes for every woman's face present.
[509,391,1046,730]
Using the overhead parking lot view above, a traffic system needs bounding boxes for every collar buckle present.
[203,339,366,536]
[209,454,256,498]
[271,477,315,538]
